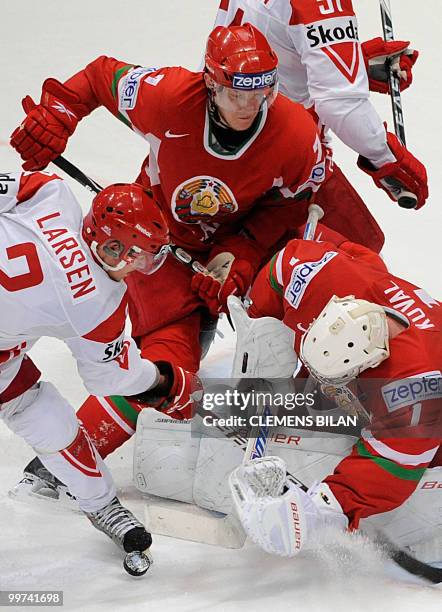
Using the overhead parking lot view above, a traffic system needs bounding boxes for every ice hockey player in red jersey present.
[212,0,428,251]
[0,170,201,573]
[10,24,328,458]
[227,236,441,556]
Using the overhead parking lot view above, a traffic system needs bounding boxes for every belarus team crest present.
[171,176,238,224]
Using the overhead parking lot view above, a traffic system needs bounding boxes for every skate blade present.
[8,477,80,513]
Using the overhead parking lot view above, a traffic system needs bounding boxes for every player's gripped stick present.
[51,156,210,275]
[379,0,418,209]
[303,203,324,240]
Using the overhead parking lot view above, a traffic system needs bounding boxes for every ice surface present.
[1,1,441,610]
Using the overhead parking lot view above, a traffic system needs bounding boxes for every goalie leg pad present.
[133,408,200,504]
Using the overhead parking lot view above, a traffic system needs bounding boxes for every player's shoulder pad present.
[271,95,318,146]
[119,65,197,112]
[289,0,355,26]
[0,170,60,213]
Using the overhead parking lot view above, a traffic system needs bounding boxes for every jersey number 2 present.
[0,243,44,292]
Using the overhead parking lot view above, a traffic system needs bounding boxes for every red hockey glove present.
[362,37,418,94]
[357,130,428,209]
[192,256,255,316]
[126,361,203,421]
[10,78,87,171]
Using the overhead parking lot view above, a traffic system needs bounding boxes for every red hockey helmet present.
[83,183,169,275]
[205,23,278,90]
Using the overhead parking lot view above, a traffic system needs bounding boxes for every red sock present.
[77,395,142,458]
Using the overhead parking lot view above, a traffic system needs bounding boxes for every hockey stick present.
[51,155,210,275]
[379,0,417,209]
[303,203,324,240]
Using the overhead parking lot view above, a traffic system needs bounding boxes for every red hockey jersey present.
[65,57,326,257]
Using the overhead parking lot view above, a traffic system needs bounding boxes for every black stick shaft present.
[52,155,102,194]
[379,0,406,146]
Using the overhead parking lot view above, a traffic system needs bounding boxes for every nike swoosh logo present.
[165,130,189,138]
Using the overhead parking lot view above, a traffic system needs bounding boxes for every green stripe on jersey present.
[356,440,426,481]
[108,395,140,426]
[269,254,283,295]
[111,65,134,128]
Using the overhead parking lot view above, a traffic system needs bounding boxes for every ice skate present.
[85,496,152,553]
[9,457,79,511]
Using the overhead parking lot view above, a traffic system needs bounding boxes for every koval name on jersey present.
[382,371,442,413]
[306,17,359,49]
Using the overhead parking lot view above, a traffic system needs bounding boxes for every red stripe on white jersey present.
[83,293,128,343]
[17,172,60,204]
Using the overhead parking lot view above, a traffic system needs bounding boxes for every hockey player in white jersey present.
[212,0,427,252]
[0,170,201,574]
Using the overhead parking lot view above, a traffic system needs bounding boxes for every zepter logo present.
[171,176,238,224]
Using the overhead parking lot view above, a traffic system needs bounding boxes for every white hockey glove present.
[229,457,348,557]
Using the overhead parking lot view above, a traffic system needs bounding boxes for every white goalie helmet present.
[300,295,390,385]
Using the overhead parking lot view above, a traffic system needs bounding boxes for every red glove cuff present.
[357,130,428,209]
[362,37,418,94]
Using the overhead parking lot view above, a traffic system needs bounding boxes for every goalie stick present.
[379,0,417,209]
[51,155,210,275]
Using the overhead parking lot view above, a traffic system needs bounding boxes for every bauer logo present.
[382,371,442,412]
[306,16,359,48]
[120,67,158,110]
[285,251,337,309]
[232,69,277,90]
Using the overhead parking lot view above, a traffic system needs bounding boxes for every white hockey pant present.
[0,381,115,512]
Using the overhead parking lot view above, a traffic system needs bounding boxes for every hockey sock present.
[77,395,142,458]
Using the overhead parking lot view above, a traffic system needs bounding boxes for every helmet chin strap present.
[207,92,231,129]
[90,241,127,272]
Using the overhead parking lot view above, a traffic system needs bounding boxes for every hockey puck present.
[123,550,153,577]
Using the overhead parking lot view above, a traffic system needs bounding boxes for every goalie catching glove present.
[10,79,90,171]
[362,37,418,95]
[358,127,428,209]
[229,457,348,557]
[126,361,203,421]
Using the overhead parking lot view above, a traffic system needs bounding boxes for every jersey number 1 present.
[0,243,44,291]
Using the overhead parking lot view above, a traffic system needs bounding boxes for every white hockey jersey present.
[214,0,394,166]
[0,171,157,401]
